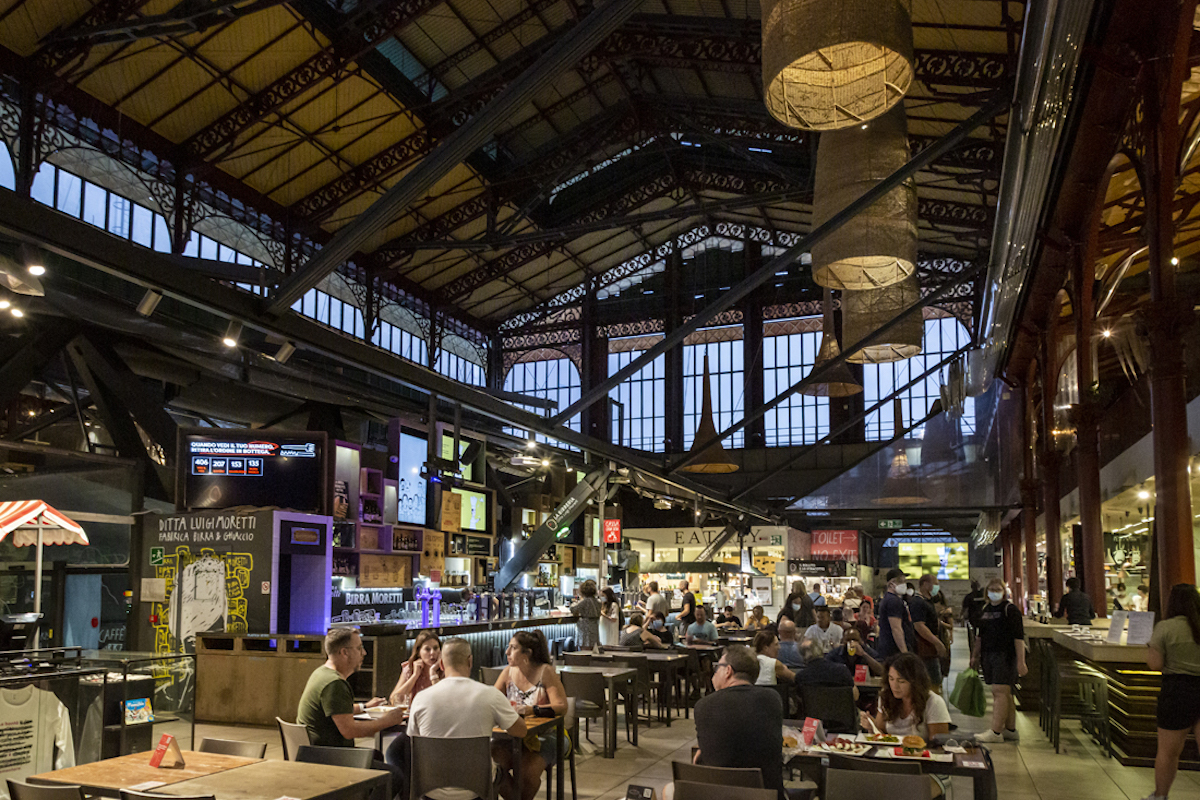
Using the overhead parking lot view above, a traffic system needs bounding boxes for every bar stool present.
[1047,665,1111,756]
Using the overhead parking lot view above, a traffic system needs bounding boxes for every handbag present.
[949,668,987,717]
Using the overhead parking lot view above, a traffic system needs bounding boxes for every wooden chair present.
[670,762,764,787]
[275,717,312,761]
[560,670,608,748]
[7,781,82,800]
[671,780,776,800]
[479,665,505,686]
[196,737,267,758]
[409,736,494,800]
[563,653,592,666]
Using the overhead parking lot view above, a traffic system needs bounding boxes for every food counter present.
[1017,618,1110,710]
[195,615,577,725]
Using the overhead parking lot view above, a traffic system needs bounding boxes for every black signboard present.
[466,535,491,557]
[787,559,847,577]
[176,429,326,513]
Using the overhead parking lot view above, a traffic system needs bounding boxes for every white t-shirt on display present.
[883,692,952,741]
[408,677,521,800]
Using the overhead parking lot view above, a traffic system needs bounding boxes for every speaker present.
[460,440,483,465]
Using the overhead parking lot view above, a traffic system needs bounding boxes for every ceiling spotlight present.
[27,264,44,277]
[1171,257,1180,266]
[136,289,162,317]
[221,320,242,348]
[10,308,23,318]
[1137,490,1150,500]
[1101,329,1112,338]
[0,300,10,310]
[526,440,537,449]
[17,244,44,277]
[274,341,296,364]
[0,252,43,296]
[541,459,550,467]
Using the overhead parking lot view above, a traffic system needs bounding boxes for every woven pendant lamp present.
[812,105,917,290]
[875,398,929,505]
[761,0,914,131]
[843,272,923,363]
[681,354,738,473]
[800,288,862,397]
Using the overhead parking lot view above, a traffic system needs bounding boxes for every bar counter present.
[1017,618,1110,710]
[196,615,579,725]
[1046,627,1173,767]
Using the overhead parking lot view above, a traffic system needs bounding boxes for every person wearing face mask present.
[776,589,816,629]
[912,574,948,691]
[648,611,674,645]
[971,578,1027,743]
[876,568,916,659]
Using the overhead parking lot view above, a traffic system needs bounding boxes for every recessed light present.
[10,308,23,318]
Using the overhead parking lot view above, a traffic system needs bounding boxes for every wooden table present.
[784,740,998,800]
[493,713,565,800]
[29,751,260,797]
[152,759,390,800]
[556,665,636,758]
[570,650,689,726]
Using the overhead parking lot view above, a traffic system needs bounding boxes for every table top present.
[569,650,688,663]
[151,759,385,800]
[29,751,260,794]
[853,676,883,689]
[557,665,637,678]
[1024,618,1110,638]
[495,713,561,737]
[1052,628,1149,663]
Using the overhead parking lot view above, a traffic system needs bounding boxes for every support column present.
[1009,522,1023,607]
[1142,3,1197,601]
[1021,377,1049,612]
[581,278,610,443]
[1039,328,1066,612]
[664,246,684,454]
[1073,244,1107,616]
[743,242,766,449]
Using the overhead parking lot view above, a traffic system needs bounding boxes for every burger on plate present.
[901,735,926,756]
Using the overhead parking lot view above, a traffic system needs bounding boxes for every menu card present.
[854,665,869,683]
[149,734,185,768]
[1126,611,1156,646]
[1107,611,1128,643]
[801,717,825,746]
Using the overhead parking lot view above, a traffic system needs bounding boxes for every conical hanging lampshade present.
[761,0,914,131]
[681,354,738,473]
[875,398,929,504]
[800,288,863,397]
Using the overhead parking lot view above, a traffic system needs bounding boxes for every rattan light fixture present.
[761,0,914,131]
[680,354,738,474]
[843,272,923,363]
[800,288,862,397]
[875,398,929,505]
[812,105,917,290]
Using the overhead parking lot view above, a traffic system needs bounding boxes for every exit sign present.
[879,519,903,530]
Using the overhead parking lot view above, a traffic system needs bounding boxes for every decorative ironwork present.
[764,300,826,320]
[598,318,666,338]
[184,0,441,161]
[502,327,582,353]
[36,0,153,75]
[913,50,1009,88]
[917,198,993,230]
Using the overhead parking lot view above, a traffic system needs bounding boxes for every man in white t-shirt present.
[803,605,843,652]
[408,638,526,800]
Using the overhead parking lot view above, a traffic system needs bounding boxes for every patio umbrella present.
[0,500,89,613]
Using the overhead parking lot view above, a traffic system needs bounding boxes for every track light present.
[10,308,23,318]
[0,300,10,310]
[222,320,242,348]
[274,341,296,364]
[1101,329,1112,338]
[17,244,44,277]
[136,289,162,317]
[526,440,537,449]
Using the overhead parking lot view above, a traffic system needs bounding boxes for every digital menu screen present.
[897,542,969,581]
[179,431,325,512]
[453,488,488,532]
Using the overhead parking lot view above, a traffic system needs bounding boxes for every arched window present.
[683,330,744,448]
[503,351,581,445]
[608,338,666,452]
[763,317,830,446]
[0,141,14,190]
[862,314,975,440]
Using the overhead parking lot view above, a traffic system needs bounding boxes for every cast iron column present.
[1142,3,1197,599]
[1039,326,1066,611]
[743,241,766,449]
[1073,244,1108,616]
[664,245,685,454]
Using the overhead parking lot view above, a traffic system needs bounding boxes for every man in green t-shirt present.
[297,627,406,746]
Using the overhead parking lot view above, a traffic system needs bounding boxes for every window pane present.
[57,171,82,217]
[30,163,55,206]
[132,204,153,247]
[108,194,131,238]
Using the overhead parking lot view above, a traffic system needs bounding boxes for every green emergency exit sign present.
[879,519,903,530]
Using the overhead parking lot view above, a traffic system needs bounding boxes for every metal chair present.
[1048,665,1112,756]
[670,762,764,787]
[480,665,505,686]
[196,737,267,758]
[798,684,858,734]
[560,670,608,748]
[276,717,312,761]
[7,780,82,800]
[294,744,375,769]
[823,768,932,800]
[611,653,661,726]
[564,653,592,666]
[409,735,494,800]
[827,754,923,774]
[671,781,776,800]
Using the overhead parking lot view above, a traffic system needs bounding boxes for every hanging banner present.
[810,530,860,560]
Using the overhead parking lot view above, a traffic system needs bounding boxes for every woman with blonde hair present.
[389,630,442,704]
[970,578,1027,743]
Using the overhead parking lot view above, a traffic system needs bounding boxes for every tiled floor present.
[194,636,1188,800]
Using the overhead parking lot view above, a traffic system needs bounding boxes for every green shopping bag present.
[949,668,988,717]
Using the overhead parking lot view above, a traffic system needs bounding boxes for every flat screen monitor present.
[178,430,325,513]
[397,430,428,526]
[897,542,969,581]
[453,488,488,532]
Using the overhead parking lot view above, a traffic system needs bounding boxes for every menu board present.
[466,535,491,556]
[1126,611,1156,646]
[177,430,325,513]
[359,554,412,588]
[440,491,462,533]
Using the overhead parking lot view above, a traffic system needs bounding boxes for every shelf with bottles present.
[392,527,423,554]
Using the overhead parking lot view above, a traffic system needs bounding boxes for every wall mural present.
[150,547,253,654]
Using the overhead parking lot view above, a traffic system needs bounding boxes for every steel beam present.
[70,336,179,455]
[266,0,646,316]
[0,324,81,411]
[549,94,1007,427]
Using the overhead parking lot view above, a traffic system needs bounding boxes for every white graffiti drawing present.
[168,556,227,650]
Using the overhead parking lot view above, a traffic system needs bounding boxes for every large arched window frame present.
[503,350,582,445]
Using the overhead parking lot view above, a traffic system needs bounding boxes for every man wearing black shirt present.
[1054,577,1096,626]
[961,579,987,652]
[692,645,786,799]
[677,579,696,629]
[876,567,915,658]
[913,573,949,689]
[716,605,743,629]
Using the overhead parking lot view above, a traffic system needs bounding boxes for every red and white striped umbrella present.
[0,500,89,546]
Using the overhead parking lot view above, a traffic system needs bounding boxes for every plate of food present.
[815,738,871,756]
[891,735,932,759]
[857,732,901,745]
[781,726,805,755]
